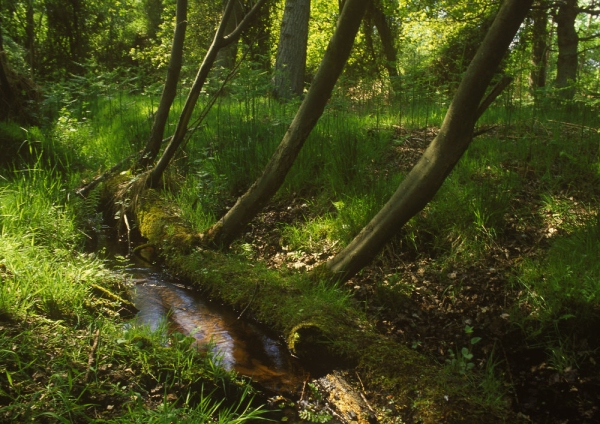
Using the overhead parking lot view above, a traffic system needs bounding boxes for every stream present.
[109,243,307,395]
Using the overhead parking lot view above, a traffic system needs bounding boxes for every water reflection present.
[126,262,305,393]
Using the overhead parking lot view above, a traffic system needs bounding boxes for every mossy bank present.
[129,186,523,423]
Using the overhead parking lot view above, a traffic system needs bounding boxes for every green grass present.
[514,215,600,326]
[11,73,599,420]
[0,141,267,422]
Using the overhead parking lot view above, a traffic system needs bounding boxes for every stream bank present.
[106,184,525,423]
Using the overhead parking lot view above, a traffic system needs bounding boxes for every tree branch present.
[476,75,513,120]
[223,0,269,46]
[578,32,600,42]
[576,6,600,15]
[147,0,269,188]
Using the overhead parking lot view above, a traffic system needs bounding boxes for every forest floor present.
[235,125,600,423]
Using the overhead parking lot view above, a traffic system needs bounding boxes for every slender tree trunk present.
[363,13,376,70]
[25,0,35,77]
[205,0,370,248]
[215,0,244,71]
[143,0,164,40]
[325,0,533,282]
[244,0,272,71]
[577,0,596,79]
[272,0,311,99]
[137,0,188,170]
[147,0,268,188]
[0,20,14,121]
[529,4,548,94]
[555,0,579,99]
[0,51,14,122]
[370,1,401,93]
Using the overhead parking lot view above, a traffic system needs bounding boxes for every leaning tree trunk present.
[137,0,188,170]
[205,0,370,248]
[555,0,579,100]
[325,0,534,282]
[271,0,311,99]
[529,4,548,94]
[147,0,268,188]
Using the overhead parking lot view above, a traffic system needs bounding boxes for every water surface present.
[124,258,306,394]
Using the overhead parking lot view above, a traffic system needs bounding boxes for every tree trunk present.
[272,0,311,99]
[215,0,244,71]
[147,0,268,188]
[0,19,14,122]
[143,0,164,40]
[370,0,401,93]
[529,4,548,94]
[25,0,35,77]
[244,0,272,71]
[137,0,188,170]
[325,0,533,282]
[577,0,596,80]
[555,0,579,100]
[205,0,370,248]
[0,49,14,122]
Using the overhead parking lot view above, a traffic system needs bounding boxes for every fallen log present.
[110,184,523,423]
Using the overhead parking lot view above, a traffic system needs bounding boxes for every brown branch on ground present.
[84,328,101,384]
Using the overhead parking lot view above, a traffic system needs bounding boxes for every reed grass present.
[16,71,600,414]
[0,143,266,422]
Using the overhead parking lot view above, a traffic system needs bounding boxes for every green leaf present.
[470,337,481,345]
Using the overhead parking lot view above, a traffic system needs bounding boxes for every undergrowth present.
[0,143,266,421]
[5,72,599,419]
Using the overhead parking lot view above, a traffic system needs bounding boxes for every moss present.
[111,183,519,423]
[135,189,203,252]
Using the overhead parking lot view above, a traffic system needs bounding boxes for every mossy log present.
[113,186,522,423]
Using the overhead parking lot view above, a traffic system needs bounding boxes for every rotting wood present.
[315,370,377,424]
[90,283,138,315]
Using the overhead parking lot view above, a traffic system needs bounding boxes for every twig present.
[476,76,513,120]
[355,372,376,413]
[300,378,307,402]
[473,125,498,138]
[76,152,138,198]
[237,282,259,320]
[123,212,131,255]
[84,328,101,384]
[547,119,598,132]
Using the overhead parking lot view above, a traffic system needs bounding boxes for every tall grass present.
[7,68,598,418]
[0,124,267,422]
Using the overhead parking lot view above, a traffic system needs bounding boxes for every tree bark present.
[205,0,370,248]
[137,0,188,170]
[0,20,14,121]
[25,0,35,77]
[272,0,311,99]
[370,0,401,93]
[325,0,533,282]
[215,0,244,71]
[147,0,269,188]
[529,4,548,94]
[555,0,579,99]
[244,0,272,71]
